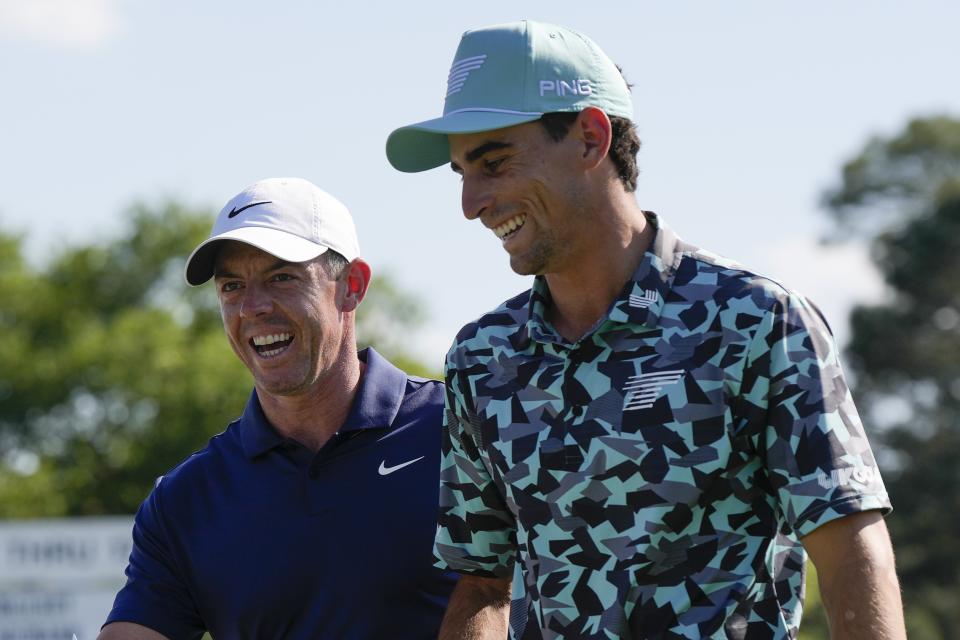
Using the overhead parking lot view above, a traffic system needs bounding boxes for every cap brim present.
[386,110,543,173]
[184,226,330,286]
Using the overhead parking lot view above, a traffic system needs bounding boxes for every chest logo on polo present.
[446,55,487,97]
[623,370,685,411]
[629,289,659,309]
[378,456,425,476]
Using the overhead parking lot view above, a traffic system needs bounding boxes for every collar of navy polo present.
[238,347,407,459]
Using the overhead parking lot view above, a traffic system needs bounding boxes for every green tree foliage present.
[823,115,960,639]
[824,115,960,238]
[356,269,435,378]
[797,562,829,640]
[0,203,433,517]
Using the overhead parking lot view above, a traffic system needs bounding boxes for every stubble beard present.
[508,229,559,276]
[250,341,325,399]
[254,362,313,398]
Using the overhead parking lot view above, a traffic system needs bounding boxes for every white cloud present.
[0,0,123,47]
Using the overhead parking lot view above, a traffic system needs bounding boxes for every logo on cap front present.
[227,201,272,218]
[446,55,487,97]
[539,79,593,97]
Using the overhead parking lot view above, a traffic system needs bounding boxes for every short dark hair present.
[538,112,641,193]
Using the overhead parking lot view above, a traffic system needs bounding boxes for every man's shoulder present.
[447,288,531,361]
[404,373,443,392]
[672,241,840,350]
[399,375,444,411]
[151,424,240,493]
[367,362,444,435]
[676,243,805,313]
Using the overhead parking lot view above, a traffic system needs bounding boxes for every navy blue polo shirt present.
[105,348,457,639]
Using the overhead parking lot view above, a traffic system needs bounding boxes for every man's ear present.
[339,258,371,312]
[574,106,613,170]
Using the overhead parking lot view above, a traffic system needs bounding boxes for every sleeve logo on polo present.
[817,466,882,491]
[623,370,685,411]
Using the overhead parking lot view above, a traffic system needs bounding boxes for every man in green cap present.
[387,20,905,640]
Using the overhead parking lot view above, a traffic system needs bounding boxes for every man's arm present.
[801,510,906,639]
[97,622,169,640]
[439,574,512,640]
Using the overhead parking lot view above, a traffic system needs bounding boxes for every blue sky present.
[1,1,957,364]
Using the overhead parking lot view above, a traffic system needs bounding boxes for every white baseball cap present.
[184,177,360,286]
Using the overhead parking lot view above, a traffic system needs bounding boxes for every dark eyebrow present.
[266,259,296,272]
[214,259,296,280]
[465,141,512,163]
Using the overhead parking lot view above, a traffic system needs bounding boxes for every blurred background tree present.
[0,203,433,518]
[820,115,960,639]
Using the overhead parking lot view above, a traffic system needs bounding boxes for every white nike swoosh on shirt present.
[378,456,425,476]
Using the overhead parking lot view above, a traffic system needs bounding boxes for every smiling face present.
[213,242,350,400]
[449,120,594,277]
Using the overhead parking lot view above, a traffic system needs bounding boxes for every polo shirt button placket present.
[305,458,331,516]
[561,343,586,467]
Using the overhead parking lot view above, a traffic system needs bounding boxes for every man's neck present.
[256,357,364,452]
[545,202,653,343]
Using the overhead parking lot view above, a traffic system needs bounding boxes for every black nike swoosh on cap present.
[228,201,272,218]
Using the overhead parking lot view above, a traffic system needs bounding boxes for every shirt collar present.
[239,347,407,459]
[512,212,685,350]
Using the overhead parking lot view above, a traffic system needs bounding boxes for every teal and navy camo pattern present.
[436,214,891,639]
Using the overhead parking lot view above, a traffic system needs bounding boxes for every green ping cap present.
[386,20,634,173]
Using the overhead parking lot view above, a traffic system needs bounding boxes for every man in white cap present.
[99,177,456,639]
[387,20,905,640]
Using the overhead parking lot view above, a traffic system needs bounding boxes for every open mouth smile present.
[250,332,294,357]
[493,214,526,242]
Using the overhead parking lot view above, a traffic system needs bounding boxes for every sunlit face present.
[449,120,589,276]
[213,242,348,400]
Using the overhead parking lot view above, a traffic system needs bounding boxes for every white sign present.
[0,517,133,640]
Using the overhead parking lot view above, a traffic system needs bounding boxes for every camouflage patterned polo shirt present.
[435,213,891,639]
